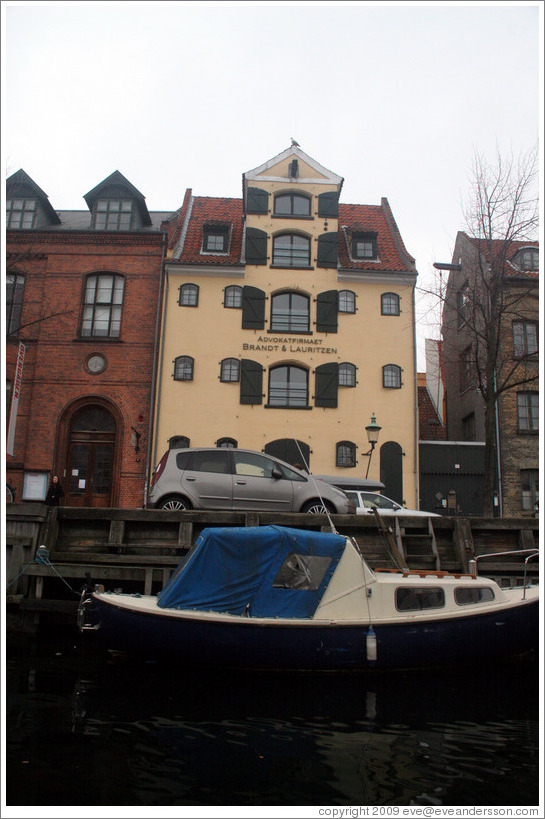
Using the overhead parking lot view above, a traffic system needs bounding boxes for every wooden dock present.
[6,504,539,625]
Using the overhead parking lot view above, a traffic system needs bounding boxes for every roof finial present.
[291,137,300,147]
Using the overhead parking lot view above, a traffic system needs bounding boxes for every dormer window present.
[203,224,229,253]
[352,231,377,260]
[95,199,133,230]
[6,198,37,229]
[514,247,539,272]
[274,193,311,217]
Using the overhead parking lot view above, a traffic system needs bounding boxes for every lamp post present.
[363,413,381,479]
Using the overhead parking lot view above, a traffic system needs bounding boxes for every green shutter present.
[242,286,266,329]
[240,359,263,405]
[316,290,338,333]
[315,363,339,408]
[318,191,339,218]
[246,187,269,214]
[245,227,268,265]
[317,232,338,268]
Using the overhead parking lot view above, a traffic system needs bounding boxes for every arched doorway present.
[380,441,403,505]
[66,405,117,507]
[264,438,310,471]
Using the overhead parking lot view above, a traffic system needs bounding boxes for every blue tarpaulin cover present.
[157,525,347,619]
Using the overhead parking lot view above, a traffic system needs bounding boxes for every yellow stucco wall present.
[153,154,418,506]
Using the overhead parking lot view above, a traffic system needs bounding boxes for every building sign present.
[242,336,338,355]
[7,342,25,456]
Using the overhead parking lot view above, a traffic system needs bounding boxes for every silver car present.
[148,448,354,514]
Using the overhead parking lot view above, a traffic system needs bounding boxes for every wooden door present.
[66,407,116,507]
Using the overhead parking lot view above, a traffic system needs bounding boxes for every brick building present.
[441,231,539,516]
[6,169,168,508]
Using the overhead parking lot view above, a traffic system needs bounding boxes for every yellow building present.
[153,146,419,506]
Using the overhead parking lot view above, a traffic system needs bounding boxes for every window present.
[274,193,311,217]
[268,365,308,407]
[217,437,237,448]
[457,283,470,328]
[179,284,199,307]
[6,274,25,335]
[6,198,36,229]
[396,587,445,612]
[186,450,230,473]
[462,413,476,442]
[233,451,280,478]
[169,435,190,449]
[220,358,240,382]
[514,247,538,271]
[513,321,538,359]
[352,231,377,260]
[173,356,194,381]
[273,554,332,591]
[459,347,473,392]
[81,274,125,338]
[455,587,495,606]
[521,469,539,512]
[517,392,539,431]
[95,199,133,230]
[272,233,311,267]
[339,290,356,314]
[336,441,357,468]
[383,364,402,389]
[203,225,229,253]
[339,363,356,387]
[270,292,309,333]
[224,285,243,308]
[381,292,400,316]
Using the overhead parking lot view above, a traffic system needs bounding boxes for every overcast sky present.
[3,1,541,368]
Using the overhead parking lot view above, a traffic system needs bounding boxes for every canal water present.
[4,619,541,811]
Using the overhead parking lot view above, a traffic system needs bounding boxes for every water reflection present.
[5,626,540,807]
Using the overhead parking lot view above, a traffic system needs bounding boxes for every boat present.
[77,524,539,671]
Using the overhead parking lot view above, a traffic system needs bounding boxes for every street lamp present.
[363,413,382,478]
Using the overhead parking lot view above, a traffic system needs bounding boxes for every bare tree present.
[439,145,539,516]
[6,246,75,337]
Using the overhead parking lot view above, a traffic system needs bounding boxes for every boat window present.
[273,553,332,591]
[455,587,495,606]
[396,587,445,611]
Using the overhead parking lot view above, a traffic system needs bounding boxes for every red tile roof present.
[173,195,244,265]
[463,233,539,280]
[170,193,415,272]
[338,201,415,272]
[418,385,447,441]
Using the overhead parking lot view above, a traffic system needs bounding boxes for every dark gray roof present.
[31,210,172,232]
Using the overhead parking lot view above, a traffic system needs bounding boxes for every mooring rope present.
[6,548,81,596]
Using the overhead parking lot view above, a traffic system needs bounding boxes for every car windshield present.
[361,493,400,510]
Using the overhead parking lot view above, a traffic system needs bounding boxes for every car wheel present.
[159,496,192,511]
[301,500,335,515]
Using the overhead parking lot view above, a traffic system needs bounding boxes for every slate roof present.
[17,210,172,232]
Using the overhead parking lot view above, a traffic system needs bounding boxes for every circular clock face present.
[87,354,106,374]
